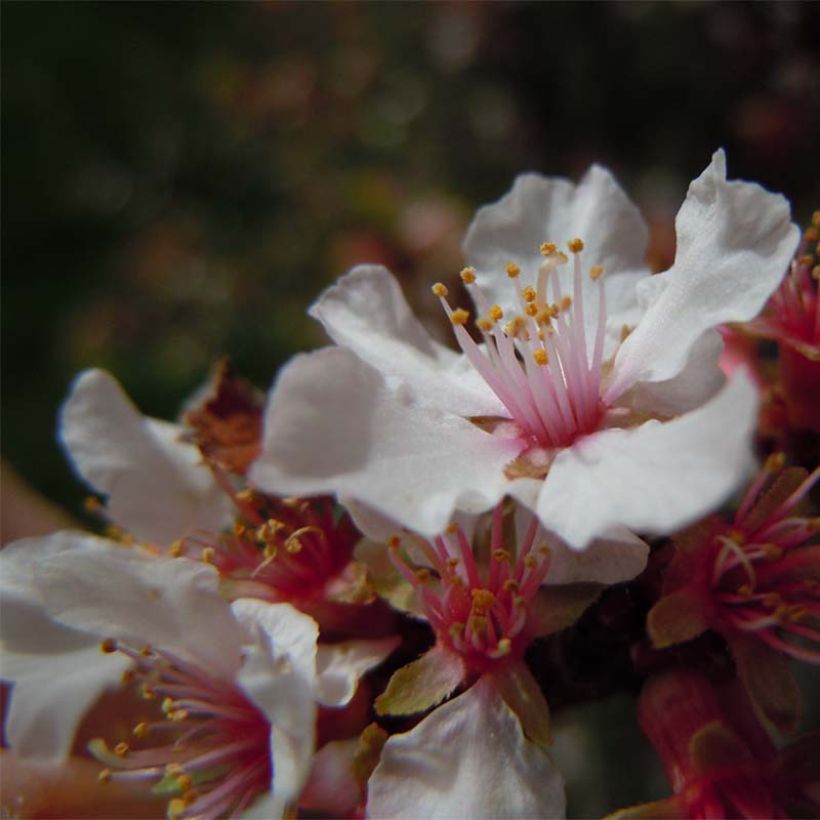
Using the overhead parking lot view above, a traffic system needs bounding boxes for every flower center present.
[434,238,610,449]
[389,503,551,672]
[708,457,820,663]
[172,492,357,602]
[94,639,271,819]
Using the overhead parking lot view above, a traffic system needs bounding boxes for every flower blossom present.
[359,501,644,818]
[609,669,820,819]
[251,151,799,549]
[647,455,819,733]
[0,534,397,817]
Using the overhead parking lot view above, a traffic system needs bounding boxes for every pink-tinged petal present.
[366,677,565,819]
[299,738,362,815]
[250,348,521,539]
[463,167,649,316]
[310,265,503,416]
[531,370,758,549]
[315,636,400,708]
[612,150,800,393]
[35,543,243,679]
[59,369,231,545]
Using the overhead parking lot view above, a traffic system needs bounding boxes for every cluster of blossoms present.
[2,151,819,819]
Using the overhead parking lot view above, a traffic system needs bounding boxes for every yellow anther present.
[114,742,129,757]
[168,540,184,558]
[506,262,521,278]
[560,295,572,311]
[476,317,494,332]
[805,226,819,242]
[84,495,104,513]
[737,584,753,598]
[98,769,112,784]
[263,543,277,560]
[489,304,504,321]
[165,763,184,776]
[524,555,537,569]
[122,669,136,685]
[449,622,465,638]
[504,316,526,337]
[450,308,470,326]
[765,452,786,472]
[761,543,783,561]
[177,774,194,792]
[492,549,512,563]
[568,238,584,253]
[525,303,539,317]
[513,595,526,608]
[460,267,477,284]
[471,589,496,614]
[502,578,519,592]
[495,638,512,657]
[620,324,633,341]
[236,488,256,502]
[540,242,557,257]
[233,522,248,538]
[590,265,604,280]
[168,798,187,819]
[387,535,401,548]
[726,529,745,545]
[415,568,432,583]
[450,575,465,588]
[538,544,551,557]
[162,697,176,715]
[285,537,303,554]
[556,251,569,264]
[535,307,552,325]
[100,638,118,654]
[201,547,215,565]
[470,614,488,633]
[432,282,449,298]
[521,286,536,303]
[447,522,460,533]
[800,254,814,268]
[534,345,549,364]
[446,557,460,570]
[133,722,149,738]
[171,709,189,722]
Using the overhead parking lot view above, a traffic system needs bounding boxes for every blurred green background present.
[2,2,819,814]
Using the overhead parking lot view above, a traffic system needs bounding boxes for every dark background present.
[3,3,819,814]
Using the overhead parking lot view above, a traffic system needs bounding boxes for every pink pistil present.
[95,640,271,820]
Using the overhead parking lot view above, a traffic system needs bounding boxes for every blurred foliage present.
[2,4,819,813]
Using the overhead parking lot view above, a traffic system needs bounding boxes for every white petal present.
[232,601,319,807]
[366,677,566,819]
[463,167,649,316]
[35,544,243,678]
[310,265,503,416]
[1,534,130,761]
[612,150,800,392]
[542,527,649,586]
[531,369,758,548]
[619,328,726,417]
[315,636,400,707]
[250,348,521,538]
[59,369,232,545]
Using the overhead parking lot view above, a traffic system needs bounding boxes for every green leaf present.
[375,646,465,717]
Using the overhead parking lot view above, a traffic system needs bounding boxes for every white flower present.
[0,533,396,818]
[251,151,799,548]
[60,368,232,545]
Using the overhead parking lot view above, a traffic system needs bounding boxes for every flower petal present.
[366,677,565,819]
[463,167,649,312]
[528,369,758,548]
[250,348,521,538]
[33,540,243,678]
[0,534,131,760]
[231,601,319,808]
[310,265,503,416]
[315,636,400,708]
[612,150,800,393]
[59,369,231,545]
